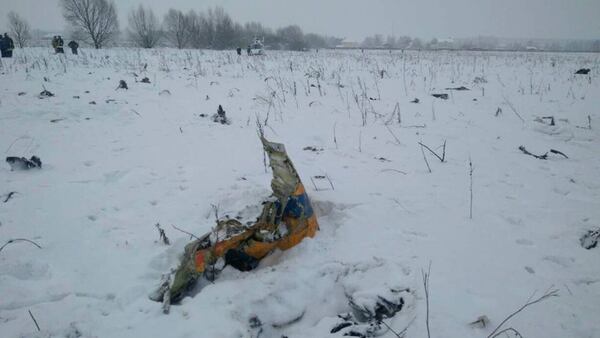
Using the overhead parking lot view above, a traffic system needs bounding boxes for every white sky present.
[0,0,599,40]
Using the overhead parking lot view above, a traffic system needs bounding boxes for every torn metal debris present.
[152,137,319,305]
[6,156,42,171]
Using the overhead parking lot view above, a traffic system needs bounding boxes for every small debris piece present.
[18,92,26,96]
[89,101,96,105]
[469,315,490,329]
[575,68,590,75]
[6,156,42,171]
[580,228,599,249]
[331,288,409,337]
[73,95,80,99]
[155,223,170,245]
[212,105,231,125]
[518,146,547,160]
[50,118,65,123]
[535,116,555,126]
[140,77,151,83]
[159,90,171,96]
[117,80,128,90]
[3,191,17,203]
[432,93,449,100]
[519,146,568,160]
[549,149,568,159]
[39,89,54,98]
[410,98,420,103]
[303,146,323,152]
[348,289,405,321]
[445,86,470,91]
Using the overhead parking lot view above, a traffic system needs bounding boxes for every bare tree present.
[163,9,189,49]
[7,11,31,48]
[128,5,161,48]
[60,0,119,49]
[213,7,235,49]
[186,9,213,49]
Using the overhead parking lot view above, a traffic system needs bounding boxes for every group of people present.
[51,36,79,55]
[0,33,79,58]
[0,33,15,58]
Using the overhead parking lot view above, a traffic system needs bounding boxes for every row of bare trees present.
[6,0,339,50]
[125,6,322,50]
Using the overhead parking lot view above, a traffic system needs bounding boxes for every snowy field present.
[0,47,599,338]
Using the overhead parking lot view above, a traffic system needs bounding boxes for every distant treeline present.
[360,34,600,53]
[10,0,600,52]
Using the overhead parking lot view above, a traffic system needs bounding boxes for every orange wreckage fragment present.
[159,137,319,304]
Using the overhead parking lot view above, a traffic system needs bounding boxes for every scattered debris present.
[534,116,555,126]
[73,95,80,99]
[580,228,599,249]
[151,137,319,305]
[212,105,231,125]
[469,315,490,329]
[331,288,410,337]
[38,89,54,98]
[574,68,590,75]
[3,191,17,203]
[303,146,323,152]
[432,93,449,100]
[518,146,568,160]
[5,156,42,171]
[445,86,470,91]
[116,80,128,90]
[155,223,170,245]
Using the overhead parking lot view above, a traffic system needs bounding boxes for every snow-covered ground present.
[1,48,599,338]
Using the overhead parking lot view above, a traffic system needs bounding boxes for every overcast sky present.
[0,0,598,41]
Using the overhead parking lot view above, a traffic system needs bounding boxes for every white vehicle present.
[248,37,265,55]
